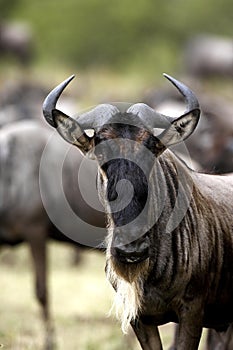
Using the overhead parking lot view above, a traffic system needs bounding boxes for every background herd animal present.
[0,118,105,349]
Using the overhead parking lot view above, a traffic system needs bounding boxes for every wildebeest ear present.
[52,109,93,154]
[158,108,200,147]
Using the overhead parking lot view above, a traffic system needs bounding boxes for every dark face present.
[93,113,164,264]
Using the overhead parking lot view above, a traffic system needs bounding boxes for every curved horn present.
[163,73,200,112]
[127,75,200,131]
[42,75,75,127]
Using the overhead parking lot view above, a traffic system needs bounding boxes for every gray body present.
[184,35,233,78]
[132,151,233,336]
[0,120,104,349]
[0,21,33,65]
[105,149,233,349]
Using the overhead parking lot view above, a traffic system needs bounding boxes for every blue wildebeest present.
[42,74,233,349]
[184,35,233,78]
[0,21,33,65]
[0,119,105,349]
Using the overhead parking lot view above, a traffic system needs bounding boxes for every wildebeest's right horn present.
[163,73,200,112]
[42,75,75,127]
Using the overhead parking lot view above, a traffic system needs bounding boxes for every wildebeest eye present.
[100,127,109,133]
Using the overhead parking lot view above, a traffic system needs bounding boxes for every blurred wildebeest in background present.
[0,115,105,349]
[0,80,48,127]
[183,35,233,78]
[169,322,233,350]
[0,21,33,65]
[206,325,233,350]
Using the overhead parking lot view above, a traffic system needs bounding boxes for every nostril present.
[111,238,150,264]
[114,246,127,258]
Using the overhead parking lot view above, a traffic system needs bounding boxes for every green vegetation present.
[1,0,233,78]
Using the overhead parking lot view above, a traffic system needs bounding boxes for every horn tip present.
[60,74,76,87]
[162,73,200,110]
[65,74,76,84]
[68,74,75,80]
[163,73,173,82]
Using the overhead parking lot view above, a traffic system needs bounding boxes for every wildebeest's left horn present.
[42,75,75,127]
[163,73,200,112]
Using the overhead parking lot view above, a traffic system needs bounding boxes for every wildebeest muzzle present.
[111,231,150,264]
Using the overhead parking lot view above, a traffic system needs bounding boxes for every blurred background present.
[0,0,233,349]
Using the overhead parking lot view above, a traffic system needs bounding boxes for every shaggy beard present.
[111,256,150,283]
[106,256,150,334]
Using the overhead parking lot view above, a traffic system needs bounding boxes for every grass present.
[0,243,139,350]
[0,243,207,349]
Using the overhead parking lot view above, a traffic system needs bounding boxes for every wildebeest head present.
[43,74,200,281]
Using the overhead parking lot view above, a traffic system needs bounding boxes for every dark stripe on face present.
[103,159,148,227]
